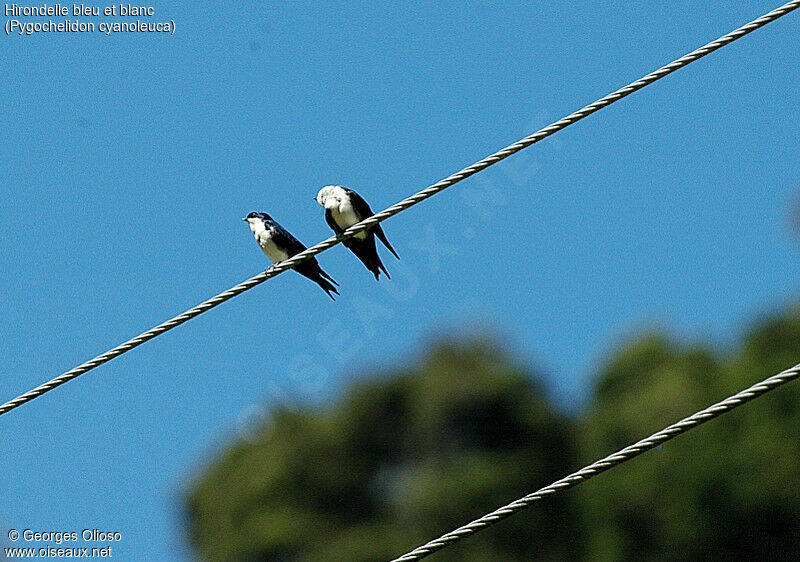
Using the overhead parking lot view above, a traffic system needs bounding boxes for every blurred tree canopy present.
[186,307,800,560]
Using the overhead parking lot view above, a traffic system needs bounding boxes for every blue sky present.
[1,1,798,559]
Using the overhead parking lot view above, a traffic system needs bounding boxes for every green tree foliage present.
[579,308,800,560]
[186,308,800,560]
[186,340,583,561]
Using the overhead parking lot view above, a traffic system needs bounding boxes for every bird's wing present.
[325,208,344,235]
[345,188,374,220]
[345,188,399,258]
[271,224,308,257]
[374,225,399,259]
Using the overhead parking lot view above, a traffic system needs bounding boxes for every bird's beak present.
[241,217,248,221]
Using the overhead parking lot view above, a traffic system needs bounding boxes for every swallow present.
[242,211,339,300]
[315,185,399,280]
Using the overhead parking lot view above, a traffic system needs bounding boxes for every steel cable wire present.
[2,1,798,417]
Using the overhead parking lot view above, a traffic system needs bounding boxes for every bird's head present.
[316,185,345,210]
[242,211,273,225]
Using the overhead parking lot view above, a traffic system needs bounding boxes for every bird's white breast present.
[332,198,368,240]
[250,222,289,263]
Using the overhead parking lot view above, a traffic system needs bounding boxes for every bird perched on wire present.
[242,212,339,300]
[315,185,399,280]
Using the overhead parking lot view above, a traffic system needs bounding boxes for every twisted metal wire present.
[391,362,800,561]
[1,0,798,417]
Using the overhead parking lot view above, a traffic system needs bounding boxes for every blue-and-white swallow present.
[242,211,339,300]
[315,185,399,280]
